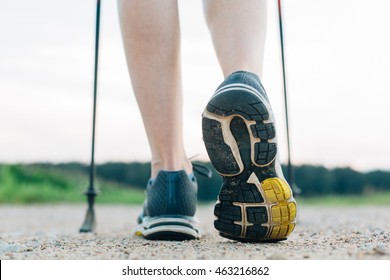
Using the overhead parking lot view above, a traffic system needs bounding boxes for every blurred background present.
[1,0,390,205]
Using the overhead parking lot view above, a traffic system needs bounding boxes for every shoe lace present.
[192,162,212,178]
[189,155,213,178]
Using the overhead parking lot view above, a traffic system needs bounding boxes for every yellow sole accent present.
[261,178,297,239]
[135,230,143,236]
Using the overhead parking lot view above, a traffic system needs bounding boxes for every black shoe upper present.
[215,71,269,102]
[142,170,198,218]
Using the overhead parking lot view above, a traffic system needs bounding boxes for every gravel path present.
[0,204,389,259]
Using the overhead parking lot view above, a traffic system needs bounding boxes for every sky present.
[0,0,389,171]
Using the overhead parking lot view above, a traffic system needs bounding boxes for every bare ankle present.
[151,158,192,179]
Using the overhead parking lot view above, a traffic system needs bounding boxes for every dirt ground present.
[0,204,389,259]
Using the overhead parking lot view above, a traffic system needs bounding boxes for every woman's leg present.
[202,0,297,242]
[203,0,267,78]
[118,0,191,178]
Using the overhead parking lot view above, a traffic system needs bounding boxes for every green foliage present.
[298,192,390,205]
[0,164,74,203]
[1,162,390,204]
[0,164,144,204]
[96,162,151,190]
[292,165,390,196]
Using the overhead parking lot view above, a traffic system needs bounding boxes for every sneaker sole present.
[136,215,200,241]
[202,83,297,242]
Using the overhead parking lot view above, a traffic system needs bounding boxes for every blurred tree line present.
[32,162,390,201]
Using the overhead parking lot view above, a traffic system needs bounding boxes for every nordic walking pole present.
[80,0,101,233]
[277,0,301,194]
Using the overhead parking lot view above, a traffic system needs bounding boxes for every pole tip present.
[79,207,96,233]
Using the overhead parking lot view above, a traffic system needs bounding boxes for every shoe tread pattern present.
[202,73,296,242]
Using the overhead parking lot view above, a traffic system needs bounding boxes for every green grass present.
[298,192,390,206]
[1,164,390,206]
[0,164,144,204]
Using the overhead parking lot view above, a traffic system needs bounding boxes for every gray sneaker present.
[202,71,297,242]
[135,170,200,240]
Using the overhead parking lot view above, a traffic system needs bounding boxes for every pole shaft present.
[88,0,101,193]
[277,0,294,185]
